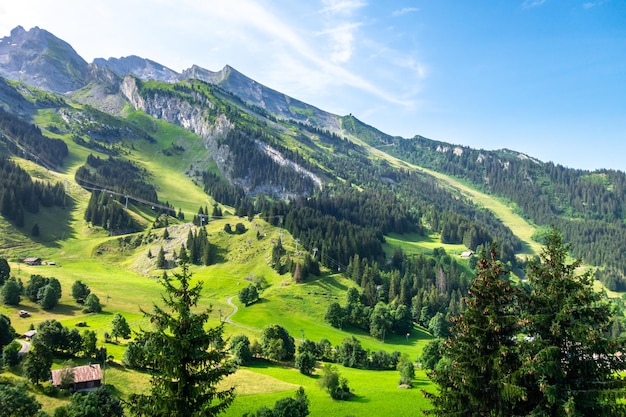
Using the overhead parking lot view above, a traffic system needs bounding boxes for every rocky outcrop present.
[94,55,180,83]
[120,74,234,174]
[120,75,226,142]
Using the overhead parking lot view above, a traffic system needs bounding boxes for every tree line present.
[423,228,626,415]
[0,106,68,169]
[0,155,66,227]
[387,135,626,283]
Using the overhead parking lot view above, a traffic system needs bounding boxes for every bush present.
[318,364,352,400]
[295,351,316,375]
[398,358,415,387]
[2,341,21,367]
[260,324,295,362]
[230,334,253,366]
[83,293,102,313]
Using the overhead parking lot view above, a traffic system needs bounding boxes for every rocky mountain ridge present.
[0,26,339,131]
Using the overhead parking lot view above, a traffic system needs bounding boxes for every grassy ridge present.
[0,103,540,416]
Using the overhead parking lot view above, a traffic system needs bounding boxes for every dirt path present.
[17,339,31,356]
[224,296,258,332]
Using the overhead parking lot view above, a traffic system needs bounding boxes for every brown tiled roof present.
[51,364,102,386]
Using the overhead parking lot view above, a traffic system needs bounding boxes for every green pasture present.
[384,231,469,257]
[413,166,542,256]
[224,361,434,416]
[0,108,559,416]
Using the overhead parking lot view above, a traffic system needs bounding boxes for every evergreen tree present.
[0,313,16,350]
[1,279,21,305]
[293,263,303,283]
[84,293,102,313]
[426,244,524,416]
[0,257,9,285]
[520,226,626,415]
[127,250,235,417]
[71,280,91,304]
[30,222,39,237]
[156,246,166,269]
[110,313,131,341]
[0,382,43,416]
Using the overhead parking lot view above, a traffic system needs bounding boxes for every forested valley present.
[0,42,625,415]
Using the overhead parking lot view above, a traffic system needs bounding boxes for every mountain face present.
[3,25,626,288]
[0,26,339,130]
[92,55,180,83]
[181,65,340,130]
[0,26,89,93]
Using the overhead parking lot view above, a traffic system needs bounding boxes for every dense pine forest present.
[0,156,66,227]
[352,132,626,288]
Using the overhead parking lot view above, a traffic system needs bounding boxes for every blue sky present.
[1,0,624,171]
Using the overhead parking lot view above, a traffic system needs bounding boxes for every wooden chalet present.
[22,257,42,265]
[51,363,102,392]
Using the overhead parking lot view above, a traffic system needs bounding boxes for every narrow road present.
[17,339,31,356]
[224,296,258,332]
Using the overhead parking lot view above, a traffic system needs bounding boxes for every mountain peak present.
[93,55,179,83]
[9,25,27,37]
[0,25,88,93]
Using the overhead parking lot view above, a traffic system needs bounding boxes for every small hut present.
[51,363,102,392]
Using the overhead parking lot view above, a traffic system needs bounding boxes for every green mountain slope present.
[1,25,625,416]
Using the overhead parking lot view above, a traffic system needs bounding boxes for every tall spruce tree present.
[426,244,525,416]
[127,249,235,417]
[519,226,626,415]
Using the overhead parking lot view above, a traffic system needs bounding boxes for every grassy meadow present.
[0,117,441,415]
[0,210,437,415]
[0,104,555,416]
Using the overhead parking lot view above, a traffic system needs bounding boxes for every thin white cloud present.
[395,57,427,79]
[186,0,410,107]
[317,22,363,63]
[320,0,366,15]
[392,7,419,17]
[522,0,547,8]
[583,0,607,9]
[0,0,414,110]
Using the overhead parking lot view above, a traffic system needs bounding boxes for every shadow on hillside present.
[49,303,82,316]
[411,376,433,389]
[349,394,370,404]
[309,276,349,292]
[518,240,537,257]
[246,358,276,369]
[213,246,228,264]
[24,199,78,249]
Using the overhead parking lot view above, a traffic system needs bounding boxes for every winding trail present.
[17,339,31,356]
[224,296,259,332]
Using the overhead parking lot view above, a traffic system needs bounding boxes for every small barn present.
[460,251,474,259]
[21,329,37,340]
[22,257,42,266]
[51,363,102,392]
